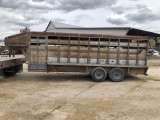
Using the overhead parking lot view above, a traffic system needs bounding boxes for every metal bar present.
[47,62,148,68]
[116,39,120,65]
[127,67,130,74]
[67,37,70,63]
[58,65,66,72]
[97,38,100,64]
[136,40,139,65]
[45,36,48,71]
[37,36,39,69]
[106,38,110,64]
[48,46,139,53]
[57,36,60,63]
[6,31,149,40]
[145,40,148,66]
[77,37,80,63]
[28,34,31,70]
[126,39,130,65]
[85,66,89,73]
[87,38,90,64]
[47,39,146,47]
[21,49,27,58]
[49,65,57,72]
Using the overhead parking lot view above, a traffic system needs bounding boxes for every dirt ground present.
[0,56,160,120]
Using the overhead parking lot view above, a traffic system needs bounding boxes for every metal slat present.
[67,37,70,63]
[136,40,139,65]
[145,40,148,66]
[77,37,80,63]
[57,36,60,63]
[106,38,110,64]
[45,36,48,66]
[116,39,120,65]
[22,32,149,73]
[87,38,90,64]
[37,37,39,69]
[97,38,100,64]
[126,39,130,65]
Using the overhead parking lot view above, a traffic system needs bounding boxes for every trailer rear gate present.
[5,32,149,82]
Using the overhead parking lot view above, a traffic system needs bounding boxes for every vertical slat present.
[87,38,90,64]
[28,34,31,70]
[126,39,130,65]
[97,38,100,64]
[37,36,39,68]
[45,36,48,72]
[77,37,80,63]
[116,39,120,65]
[136,40,139,65]
[57,36,60,63]
[67,37,70,63]
[106,38,110,64]
[145,40,148,66]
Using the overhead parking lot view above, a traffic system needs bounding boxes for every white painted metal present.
[47,28,128,36]
[45,21,129,36]
[0,57,24,69]
[46,57,145,66]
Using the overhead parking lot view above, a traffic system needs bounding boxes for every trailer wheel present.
[3,66,18,76]
[91,67,107,82]
[108,68,124,82]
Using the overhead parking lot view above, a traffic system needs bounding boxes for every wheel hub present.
[113,70,121,79]
[95,70,104,79]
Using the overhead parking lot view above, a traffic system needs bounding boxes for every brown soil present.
[0,56,160,120]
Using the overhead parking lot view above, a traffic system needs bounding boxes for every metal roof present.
[46,21,82,30]
[127,28,160,37]
[45,21,160,38]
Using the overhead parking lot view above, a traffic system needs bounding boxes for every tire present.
[91,67,107,82]
[108,68,124,82]
[3,66,18,76]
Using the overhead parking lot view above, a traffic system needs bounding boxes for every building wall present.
[46,28,128,36]
[46,22,56,31]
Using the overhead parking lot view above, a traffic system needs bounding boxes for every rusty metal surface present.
[47,65,88,73]
[5,34,28,47]
[5,32,28,40]
[28,32,148,72]
[46,64,148,75]
[128,68,148,75]
[5,31,149,40]
[4,31,149,76]
[46,62,148,68]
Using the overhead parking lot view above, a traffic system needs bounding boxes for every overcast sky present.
[0,0,160,40]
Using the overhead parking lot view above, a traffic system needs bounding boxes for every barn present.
[45,21,160,37]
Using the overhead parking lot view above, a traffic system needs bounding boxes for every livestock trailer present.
[5,32,149,82]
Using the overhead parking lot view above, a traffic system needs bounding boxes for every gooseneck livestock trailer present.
[5,31,149,82]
